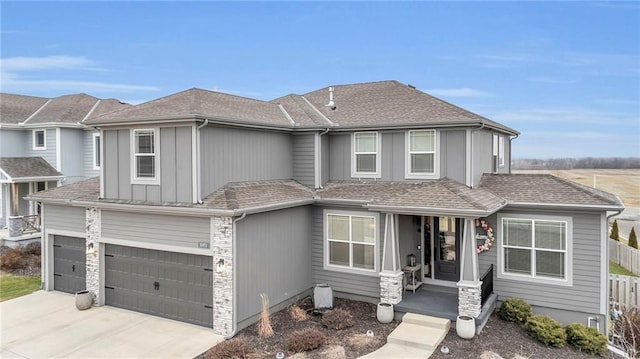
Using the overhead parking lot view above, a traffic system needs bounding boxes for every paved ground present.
[1,291,223,358]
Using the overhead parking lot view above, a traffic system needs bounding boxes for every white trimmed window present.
[33,130,46,150]
[405,130,439,179]
[92,133,101,170]
[131,129,159,184]
[325,210,378,274]
[351,132,380,178]
[498,213,572,286]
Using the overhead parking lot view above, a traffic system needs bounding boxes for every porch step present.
[402,313,450,331]
[387,322,447,351]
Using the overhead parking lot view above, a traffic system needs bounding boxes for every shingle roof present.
[28,176,100,201]
[0,157,63,180]
[479,174,624,209]
[0,93,131,125]
[200,180,315,211]
[85,88,292,127]
[317,179,506,215]
[0,94,50,124]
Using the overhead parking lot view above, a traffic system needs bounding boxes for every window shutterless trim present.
[92,132,101,170]
[323,209,379,276]
[405,129,440,179]
[351,131,381,178]
[33,129,46,150]
[130,128,160,185]
[497,213,573,287]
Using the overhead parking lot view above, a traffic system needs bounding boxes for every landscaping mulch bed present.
[0,244,41,277]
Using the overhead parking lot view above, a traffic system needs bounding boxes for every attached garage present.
[53,235,86,294]
[104,244,214,327]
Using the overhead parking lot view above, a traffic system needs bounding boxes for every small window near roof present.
[93,133,101,169]
[33,130,46,150]
[352,132,380,178]
[131,129,159,183]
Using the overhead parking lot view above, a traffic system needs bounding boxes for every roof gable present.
[0,93,49,124]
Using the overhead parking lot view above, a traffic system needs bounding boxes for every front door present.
[433,216,461,281]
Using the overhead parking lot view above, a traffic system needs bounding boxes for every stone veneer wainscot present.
[213,216,233,335]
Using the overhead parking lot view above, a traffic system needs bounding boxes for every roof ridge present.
[439,178,490,210]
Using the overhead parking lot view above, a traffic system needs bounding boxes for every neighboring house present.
[0,93,130,238]
[29,80,623,337]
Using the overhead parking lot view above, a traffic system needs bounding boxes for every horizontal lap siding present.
[101,211,209,250]
[292,134,315,188]
[236,207,312,322]
[44,204,86,233]
[480,210,604,314]
[26,129,57,169]
[311,206,382,299]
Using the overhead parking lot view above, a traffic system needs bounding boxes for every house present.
[0,93,130,241]
[28,80,623,337]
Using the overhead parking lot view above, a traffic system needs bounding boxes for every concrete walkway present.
[1,291,223,358]
[360,313,449,359]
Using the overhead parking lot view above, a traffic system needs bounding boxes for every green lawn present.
[0,275,41,302]
[610,262,637,276]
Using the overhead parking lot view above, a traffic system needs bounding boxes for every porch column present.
[8,183,22,237]
[380,213,403,304]
[457,218,482,318]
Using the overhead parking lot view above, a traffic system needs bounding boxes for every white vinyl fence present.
[609,238,640,276]
[610,274,640,309]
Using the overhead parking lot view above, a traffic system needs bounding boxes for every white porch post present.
[457,218,482,318]
[380,213,403,304]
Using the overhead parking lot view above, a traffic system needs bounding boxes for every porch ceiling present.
[316,179,507,217]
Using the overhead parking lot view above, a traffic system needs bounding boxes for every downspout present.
[225,212,247,339]
[195,119,209,204]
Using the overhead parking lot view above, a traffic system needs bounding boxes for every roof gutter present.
[364,204,497,218]
[3,175,65,183]
[231,199,315,216]
[505,201,624,212]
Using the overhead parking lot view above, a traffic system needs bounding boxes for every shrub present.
[611,220,620,241]
[257,293,273,338]
[321,308,354,330]
[565,323,607,355]
[614,307,640,358]
[205,338,250,359]
[629,227,638,249]
[24,242,41,256]
[525,315,566,348]
[498,298,532,324]
[286,328,325,352]
[0,247,27,270]
[289,304,309,322]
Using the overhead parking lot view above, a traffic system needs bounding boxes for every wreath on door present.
[475,219,495,254]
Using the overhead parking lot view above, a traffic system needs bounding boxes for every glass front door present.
[433,216,461,281]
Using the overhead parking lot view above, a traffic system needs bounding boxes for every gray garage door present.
[104,244,214,327]
[53,235,86,294]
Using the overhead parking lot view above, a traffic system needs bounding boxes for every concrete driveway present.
[1,291,224,358]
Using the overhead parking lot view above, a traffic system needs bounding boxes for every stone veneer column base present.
[8,216,23,237]
[85,207,101,305]
[213,216,233,336]
[457,280,482,318]
[380,272,403,305]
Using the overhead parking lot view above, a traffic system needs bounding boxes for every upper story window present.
[33,130,46,150]
[351,132,380,178]
[405,130,439,179]
[324,210,378,275]
[498,136,505,167]
[131,129,159,184]
[93,133,101,170]
[497,213,572,286]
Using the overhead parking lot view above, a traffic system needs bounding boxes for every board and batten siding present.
[321,134,330,186]
[26,128,57,170]
[43,204,86,233]
[59,128,84,184]
[83,130,100,178]
[103,126,193,203]
[472,130,493,186]
[235,206,312,323]
[311,206,384,299]
[440,130,466,183]
[292,133,316,188]
[101,211,209,250]
[478,210,604,315]
[200,126,292,196]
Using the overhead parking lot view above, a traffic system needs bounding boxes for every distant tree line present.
[513,157,640,170]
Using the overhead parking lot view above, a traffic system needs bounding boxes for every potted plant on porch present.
[456,315,476,339]
[377,303,394,323]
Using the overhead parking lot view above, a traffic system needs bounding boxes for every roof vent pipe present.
[325,86,336,110]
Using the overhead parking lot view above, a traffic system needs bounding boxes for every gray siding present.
[328,133,350,181]
[103,127,193,203]
[500,135,511,174]
[478,209,604,315]
[0,184,7,227]
[311,206,383,299]
[441,130,466,183]
[321,133,329,186]
[473,130,493,186]
[236,206,312,322]
[59,128,84,183]
[83,130,100,178]
[18,183,29,216]
[200,126,292,196]
[292,133,316,188]
[101,211,209,249]
[43,204,86,233]
[26,128,57,170]
[0,130,26,157]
